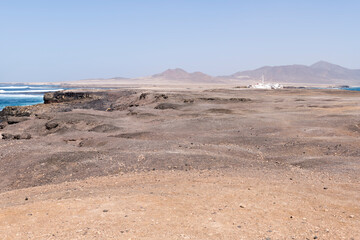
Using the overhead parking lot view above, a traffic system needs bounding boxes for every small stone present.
[349,215,355,218]
[239,205,245,208]
[103,209,109,212]
[313,236,318,239]
[237,225,241,229]
[323,187,328,190]
[25,197,28,201]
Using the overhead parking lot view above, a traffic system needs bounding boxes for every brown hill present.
[152,68,219,83]
[230,61,360,85]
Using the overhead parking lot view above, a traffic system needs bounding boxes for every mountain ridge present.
[229,61,360,85]
[151,68,218,83]
[67,61,360,86]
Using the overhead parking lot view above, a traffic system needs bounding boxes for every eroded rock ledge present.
[43,91,100,104]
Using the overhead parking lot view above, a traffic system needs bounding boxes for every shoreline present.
[0,86,359,239]
[1,83,359,111]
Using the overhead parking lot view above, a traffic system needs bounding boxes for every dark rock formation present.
[154,103,181,110]
[44,90,138,111]
[154,94,169,100]
[7,117,30,125]
[0,106,31,117]
[199,97,251,102]
[139,93,149,100]
[0,120,6,129]
[44,92,95,104]
[2,133,14,140]
[45,121,59,130]
[2,133,31,140]
[229,98,251,102]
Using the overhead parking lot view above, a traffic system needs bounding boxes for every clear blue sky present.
[1,0,359,82]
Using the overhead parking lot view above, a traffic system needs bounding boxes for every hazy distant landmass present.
[134,61,360,85]
[151,68,221,83]
[228,61,360,85]
[58,61,360,86]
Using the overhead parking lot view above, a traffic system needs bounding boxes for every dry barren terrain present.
[0,87,359,239]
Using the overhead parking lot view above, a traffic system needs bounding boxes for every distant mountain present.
[229,61,360,85]
[152,68,219,83]
[61,61,360,86]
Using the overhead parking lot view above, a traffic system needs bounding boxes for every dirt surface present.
[0,87,360,239]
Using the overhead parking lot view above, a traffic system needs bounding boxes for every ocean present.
[0,84,64,110]
[346,87,360,91]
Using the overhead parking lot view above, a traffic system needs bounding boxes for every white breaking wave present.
[0,94,43,98]
[0,86,49,89]
[0,86,30,89]
[3,89,63,93]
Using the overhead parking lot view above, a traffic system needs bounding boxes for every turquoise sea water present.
[345,87,360,91]
[0,84,64,110]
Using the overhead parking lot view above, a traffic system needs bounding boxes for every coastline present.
[1,81,359,112]
[0,86,359,239]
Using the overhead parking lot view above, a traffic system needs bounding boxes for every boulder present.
[45,121,59,130]
[7,117,30,125]
[139,93,149,100]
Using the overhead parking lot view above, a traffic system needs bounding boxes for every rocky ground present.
[0,87,359,239]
